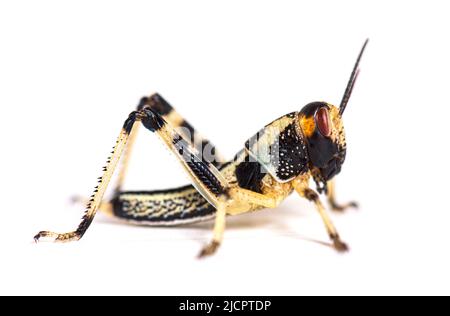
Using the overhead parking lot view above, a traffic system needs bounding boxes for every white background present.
[0,1,449,296]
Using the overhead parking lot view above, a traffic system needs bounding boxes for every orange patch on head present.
[299,115,316,137]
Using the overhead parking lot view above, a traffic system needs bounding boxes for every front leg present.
[293,179,349,252]
[327,179,358,212]
[198,188,283,258]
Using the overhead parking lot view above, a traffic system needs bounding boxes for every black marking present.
[186,156,224,196]
[172,134,183,146]
[137,97,149,111]
[244,112,308,182]
[123,111,140,134]
[304,188,319,202]
[148,93,173,116]
[147,94,223,168]
[235,155,266,193]
[300,102,329,117]
[271,123,309,181]
[301,102,346,181]
[172,134,225,196]
[141,108,165,132]
[75,215,92,238]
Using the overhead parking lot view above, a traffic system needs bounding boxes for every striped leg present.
[70,97,145,205]
[34,111,143,242]
[136,107,229,206]
[132,107,233,257]
[35,107,231,257]
[131,107,231,257]
[114,93,226,194]
[113,98,145,194]
[144,93,225,167]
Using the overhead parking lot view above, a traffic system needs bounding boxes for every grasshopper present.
[35,39,368,257]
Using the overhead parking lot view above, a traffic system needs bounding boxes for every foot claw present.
[33,231,49,243]
[198,241,220,258]
[33,231,79,243]
[33,233,41,243]
[333,239,349,253]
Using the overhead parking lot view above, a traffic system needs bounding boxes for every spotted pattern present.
[245,112,309,183]
[270,122,309,181]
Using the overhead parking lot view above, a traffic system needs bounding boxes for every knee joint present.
[304,188,319,202]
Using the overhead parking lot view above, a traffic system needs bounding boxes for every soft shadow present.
[93,200,337,250]
[96,208,278,230]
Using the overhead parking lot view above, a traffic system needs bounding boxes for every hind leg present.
[142,93,225,166]
[34,111,140,242]
[114,93,226,194]
[34,106,231,247]
[70,94,225,206]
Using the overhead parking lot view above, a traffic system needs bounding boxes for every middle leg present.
[198,187,287,257]
[293,177,349,252]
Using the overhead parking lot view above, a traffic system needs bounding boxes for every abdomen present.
[112,185,216,226]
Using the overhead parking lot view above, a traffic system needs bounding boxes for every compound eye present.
[315,107,331,137]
